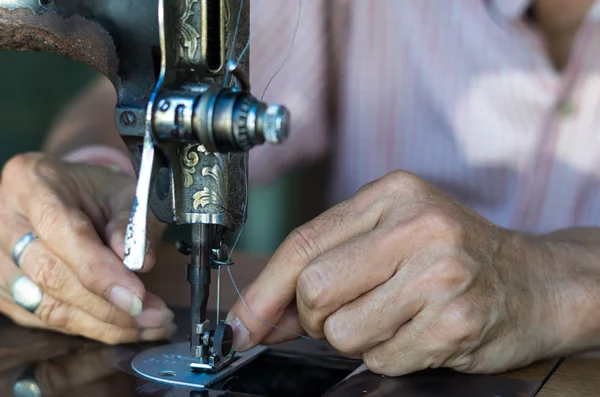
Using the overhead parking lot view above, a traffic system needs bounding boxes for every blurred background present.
[0,51,327,255]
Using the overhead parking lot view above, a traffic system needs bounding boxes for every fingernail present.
[109,286,143,317]
[225,311,234,324]
[230,317,250,351]
[136,308,174,328]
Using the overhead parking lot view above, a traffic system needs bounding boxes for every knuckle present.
[31,254,64,292]
[35,205,63,236]
[441,306,481,346]
[1,153,38,184]
[418,206,457,237]
[382,170,423,192]
[324,316,358,356]
[36,297,70,329]
[356,179,380,195]
[65,209,94,237]
[431,257,472,290]
[452,354,478,373]
[285,226,322,265]
[38,205,93,239]
[297,265,333,311]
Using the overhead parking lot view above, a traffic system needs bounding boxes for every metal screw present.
[259,104,290,144]
[120,111,137,127]
[159,100,170,111]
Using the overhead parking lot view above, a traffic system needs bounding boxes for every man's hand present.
[227,170,561,376]
[0,153,174,344]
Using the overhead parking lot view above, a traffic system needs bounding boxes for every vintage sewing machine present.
[3,0,281,373]
[1,0,288,383]
[0,1,567,396]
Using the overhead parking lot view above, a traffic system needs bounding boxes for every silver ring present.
[12,232,37,268]
[11,276,43,312]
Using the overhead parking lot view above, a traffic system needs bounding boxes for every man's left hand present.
[226,170,560,376]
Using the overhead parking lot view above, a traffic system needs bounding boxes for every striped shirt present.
[248,0,600,233]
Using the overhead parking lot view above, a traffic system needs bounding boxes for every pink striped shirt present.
[248,0,600,233]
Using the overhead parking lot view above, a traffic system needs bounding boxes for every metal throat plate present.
[131,342,266,389]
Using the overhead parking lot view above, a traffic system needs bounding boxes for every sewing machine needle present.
[216,266,221,324]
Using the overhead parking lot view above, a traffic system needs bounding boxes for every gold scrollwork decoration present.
[173,0,201,65]
[193,187,225,210]
[181,145,200,188]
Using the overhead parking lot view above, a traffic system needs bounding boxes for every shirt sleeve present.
[247,0,331,185]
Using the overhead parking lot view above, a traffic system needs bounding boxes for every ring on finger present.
[11,275,43,312]
[12,232,38,268]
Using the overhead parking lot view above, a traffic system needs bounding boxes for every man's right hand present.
[0,153,175,344]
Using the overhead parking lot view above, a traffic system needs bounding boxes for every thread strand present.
[261,0,303,101]
[223,0,313,342]
[226,266,316,340]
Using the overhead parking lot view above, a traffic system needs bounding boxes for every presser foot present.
[189,352,236,372]
[190,320,235,373]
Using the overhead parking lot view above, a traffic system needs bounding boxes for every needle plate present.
[131,342,266,389]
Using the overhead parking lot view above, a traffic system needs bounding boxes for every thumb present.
[225,189,386,351]
[104,200,165,274]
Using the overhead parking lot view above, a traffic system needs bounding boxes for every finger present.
[0,251,45,330]
[228,184,393,349]
[296,227,406,338]
[20,181,147,316]
[104,195,165,274]
[136,292,174,328]
[0,218,172,328]
[0,252,174,344]
[361,320,429,376]
[260,304,305,345]
[361,305,460,377]
[13,235,134,328]
[323,270,426,357]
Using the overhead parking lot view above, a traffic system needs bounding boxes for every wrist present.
[61,144,135,177]
[532,236,600,358]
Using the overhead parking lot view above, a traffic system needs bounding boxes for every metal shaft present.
[189,224,211,358]
[216,266,221,324]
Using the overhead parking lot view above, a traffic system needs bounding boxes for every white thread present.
[223,0,246,86]
[226,266,316,340]
[225,198,315,340]
[260,0,303,101]
[223,0,314,342]
[236,0,262,64]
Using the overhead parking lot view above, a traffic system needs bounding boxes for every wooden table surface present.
[143,243,600,396]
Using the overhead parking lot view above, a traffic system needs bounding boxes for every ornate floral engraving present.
[181,145,199,188]
[192,145,226,210]
[193,187,224,209]
[173,0,201,65]
[182,145,246,228]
